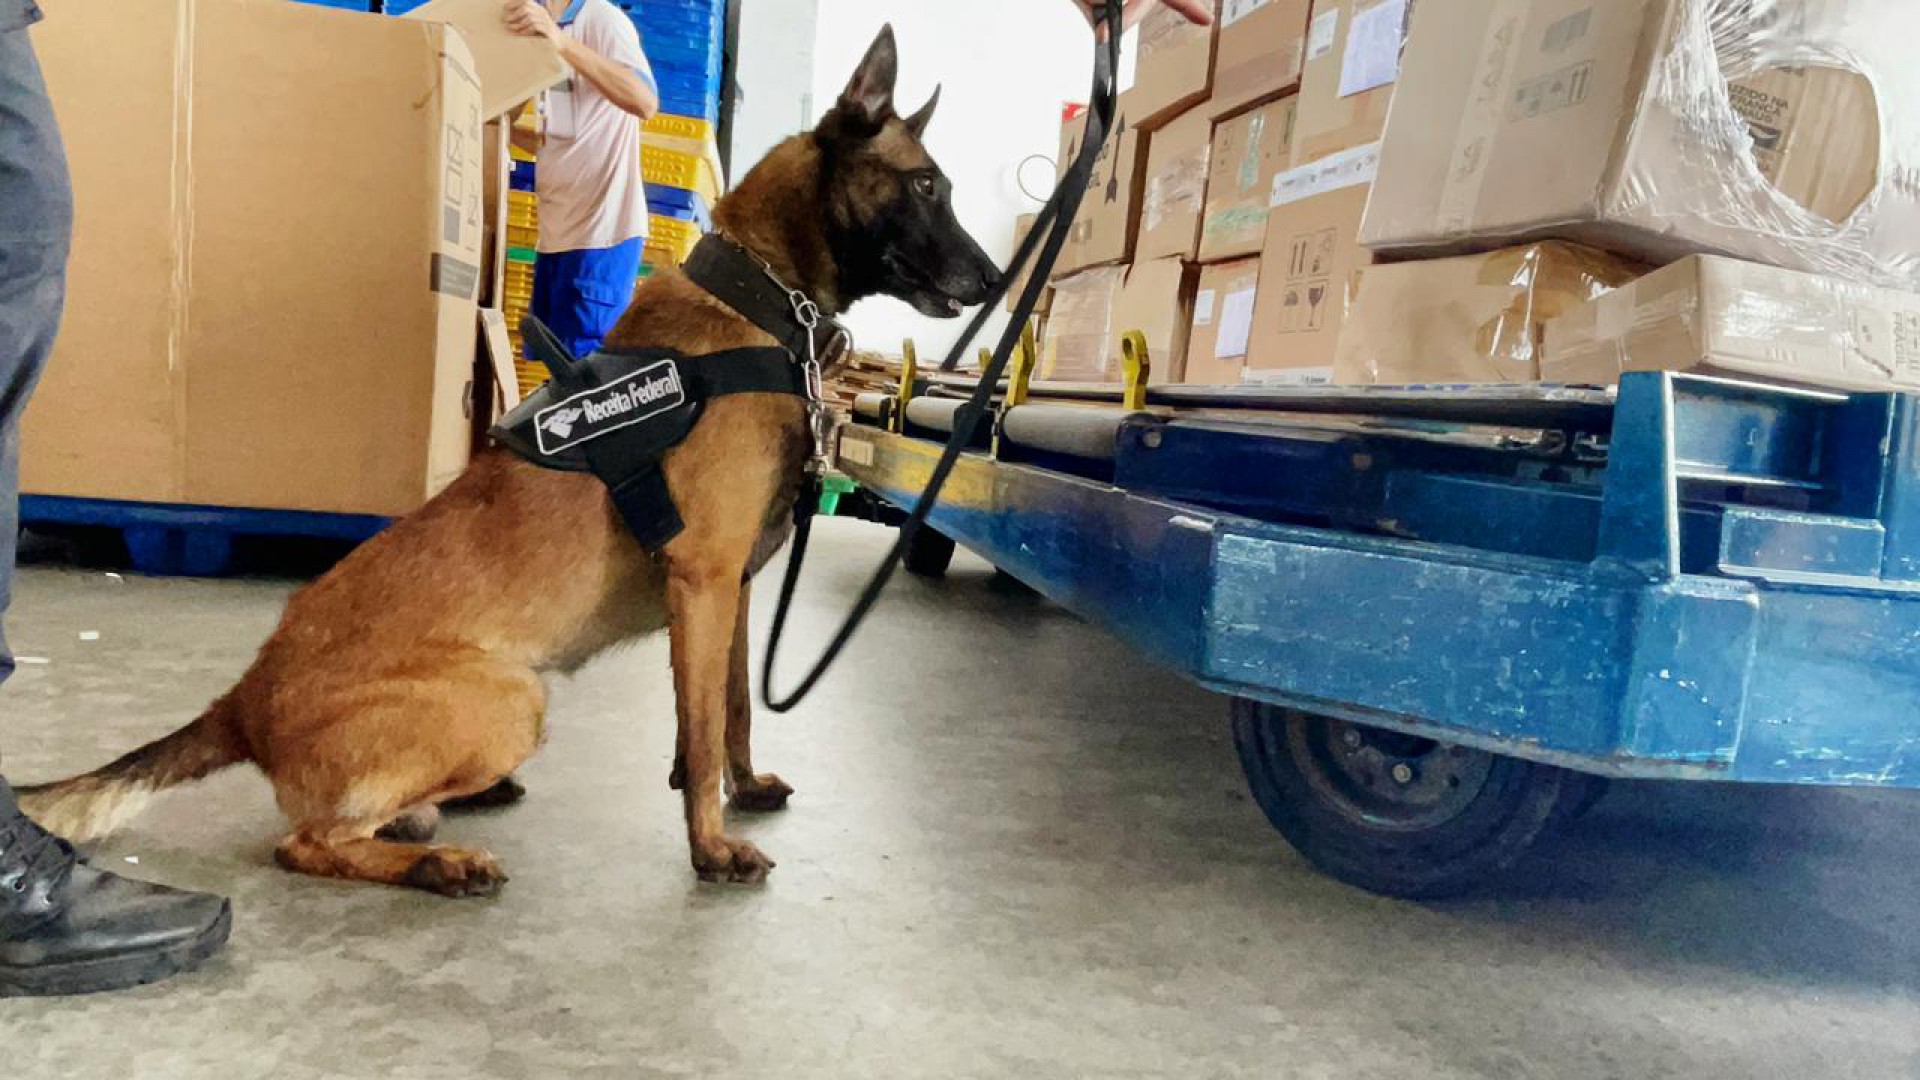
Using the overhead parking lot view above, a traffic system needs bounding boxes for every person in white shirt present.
[505,0,659,358]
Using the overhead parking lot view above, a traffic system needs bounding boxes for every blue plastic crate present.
[381,0,429,12]
[509,158,536,192]
[658,91,720,123]
[643,41,723,77]
[647,187,712,230]
[294,0,375,9]
[655,68,723,100]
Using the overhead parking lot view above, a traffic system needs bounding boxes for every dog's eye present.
[912,174,937,198]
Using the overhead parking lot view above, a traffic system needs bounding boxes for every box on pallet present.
[1184,258,1261,384]
[1053,96,1147,275]
[1137,106,1213,261]
[1543,255,1920,393]
[1292,0,1408,165]
[27,0,485,517]
[1209,0,1311,119]
[1332,242,1646,385]
[1042,260,1194,383]
[1199,96,1295,262]
[1362,0,1920,291]
[1123,1,1220,131]
[1004,214,1055,317]
[1245,143,1377,383]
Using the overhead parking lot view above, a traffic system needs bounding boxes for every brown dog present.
[21,25,999,894]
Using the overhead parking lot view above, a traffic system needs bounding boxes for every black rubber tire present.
[903,526,957,579]
[1230,699,1585,899]
[1554,771,1611,823]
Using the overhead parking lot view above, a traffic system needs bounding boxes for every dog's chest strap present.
[491,320,807,553]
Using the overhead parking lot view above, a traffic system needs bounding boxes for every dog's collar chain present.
[681,232,850,463]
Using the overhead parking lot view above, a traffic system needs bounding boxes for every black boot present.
[0,777,231,997]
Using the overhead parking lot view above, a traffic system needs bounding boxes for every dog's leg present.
[726,582,792,813]
[264,650,545,896]
[276,824,508,898]
[442,775,527,812]
[668,568,774,883]
[376,804,442,843]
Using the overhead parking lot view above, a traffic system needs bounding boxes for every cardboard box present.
[1041,266,1126,381]
[1136,107,1213,262]
[1041,260,1195,383]
[1055,95,1147,276]
[25,0,485,517]
[1332,242,1645,385]
[1199,96,1296,262]
[1292,0,1409,165]
[1116,257,1198,384]
[1185,258,1262,384]
[1210,0,1312,120]
[403,0,570,117]
[1245,143,1378,382]
[1123,1,1220,132]
[1005,213,1050,314]
[1361,0,1920,291]
[1543,255,1920,393]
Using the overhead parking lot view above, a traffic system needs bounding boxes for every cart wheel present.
[903,526,957,579]
[1553,772,1611,823]
[1230,699,1585,899]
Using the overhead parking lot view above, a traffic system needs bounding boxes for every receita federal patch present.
[533,358,688,455]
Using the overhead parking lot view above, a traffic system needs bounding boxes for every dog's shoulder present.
[600,269,777,356]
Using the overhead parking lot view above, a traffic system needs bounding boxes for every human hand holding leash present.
[1070,0,1213,33]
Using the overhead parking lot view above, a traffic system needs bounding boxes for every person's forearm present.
[558,38,659,120]
[509,124,543,154]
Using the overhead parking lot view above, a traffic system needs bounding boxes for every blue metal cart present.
[834,347,1920,898]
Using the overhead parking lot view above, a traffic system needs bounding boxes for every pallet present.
[20,495,390,577]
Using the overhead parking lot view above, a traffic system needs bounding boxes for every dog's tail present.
[16,693,248,842]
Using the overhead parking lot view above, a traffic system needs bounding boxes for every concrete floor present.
[2,520,1918,1078]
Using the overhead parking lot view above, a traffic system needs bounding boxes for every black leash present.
[759,1,1126,713]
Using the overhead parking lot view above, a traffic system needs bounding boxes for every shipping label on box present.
[1292,0,1407,164]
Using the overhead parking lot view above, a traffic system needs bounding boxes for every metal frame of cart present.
[834,338,1920,897]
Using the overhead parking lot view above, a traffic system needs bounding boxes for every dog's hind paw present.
[441,775,527,812]
[402,848,509,898]
[730,774,794,813]
[692,837,775,885]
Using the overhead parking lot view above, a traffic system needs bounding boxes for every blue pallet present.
[20,495,390,577]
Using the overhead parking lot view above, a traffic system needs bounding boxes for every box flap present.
[404,0,569,117]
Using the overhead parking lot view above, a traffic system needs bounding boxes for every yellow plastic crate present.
[507,190,538,227]
[507,223,539,249]
[504,265,535,295]
[648,214,701,263]
[645,113,716,143]
[641,133,723,204]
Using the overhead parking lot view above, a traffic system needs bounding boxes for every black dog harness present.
[493,234,850,552]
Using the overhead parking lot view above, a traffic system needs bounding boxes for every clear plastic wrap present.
[1332,242,1646,385]
[1542,254,1920,391]
[1362,0,1920,291]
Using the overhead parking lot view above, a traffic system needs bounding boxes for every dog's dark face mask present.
[814,26,1002,319]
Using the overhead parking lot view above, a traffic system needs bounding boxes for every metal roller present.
[903,395,968,435]
[998,403,1133,461]
[853,392,890,422]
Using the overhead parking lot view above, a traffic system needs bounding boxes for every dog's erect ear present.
[840,24,899,129]
[903,84,941,140]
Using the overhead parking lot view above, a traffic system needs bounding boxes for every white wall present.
[728,0,820,178]
[810,1,1093,363]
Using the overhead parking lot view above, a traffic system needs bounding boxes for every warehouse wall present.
[811,0,1092,363]
[728,0,820,178]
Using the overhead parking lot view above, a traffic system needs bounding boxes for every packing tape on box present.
[1270,140,1381,208]
[1431,0,1531,236]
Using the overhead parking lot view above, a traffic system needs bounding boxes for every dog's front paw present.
[730,773,794,813]
[402,848,509,898]
[692,837,775,884]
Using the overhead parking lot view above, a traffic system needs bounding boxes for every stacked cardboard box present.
[1346,0,1920,392]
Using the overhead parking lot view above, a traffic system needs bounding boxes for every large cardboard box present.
[1332,242,1645,385]
[26,0,485,516]
[1292,0,1409,165]
[402,0,569,117]
[1542,255,1920,393]
[1116,257,1198,384]
[1361,0,1920,291]
[1136,107,1213,262]
[1210,0,1312,120]
[1041,260,1195,383]
[1003,213,1054,316]
[1042,266,1126,381]
[1198,96,1296,263]
[1245,143,1378,383]
[1055,96,1147,276]
[1123,1,1220,132]
[1185,258,1261,384]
